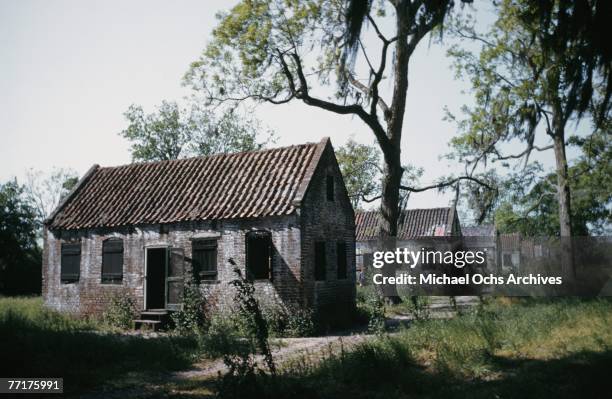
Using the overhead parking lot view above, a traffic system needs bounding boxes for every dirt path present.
[174,296,481,381]
[174,332,369,380]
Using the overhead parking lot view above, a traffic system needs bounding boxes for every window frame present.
[101,238,124,284]
[192,238,218,282]
[61,242,81,284]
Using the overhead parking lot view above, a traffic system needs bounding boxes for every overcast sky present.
[1,0,576,221]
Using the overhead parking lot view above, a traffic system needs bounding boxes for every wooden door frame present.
[143,245,169,310]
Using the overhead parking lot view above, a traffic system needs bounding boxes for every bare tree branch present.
[401,175,495,193]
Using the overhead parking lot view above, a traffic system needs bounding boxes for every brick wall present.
[43,215,302,316]
[300,141,356,318]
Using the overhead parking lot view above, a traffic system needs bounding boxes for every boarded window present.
[101,239,123,284]
[315,241,326,281]
[326,175,334,201]
[336,241,347,279]
[192,239,217,282]
[246,231,272,280]
[61,243,80,283]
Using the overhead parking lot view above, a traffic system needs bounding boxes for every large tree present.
[336,138,423,210]
[336,138,382,209]
[495,130,611,236]
[0,180,41,295]
[184,0,469,242]
[446,0,611,274]
[120,100,275,162]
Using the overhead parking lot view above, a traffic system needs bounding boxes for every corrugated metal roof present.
[47,139,328,230]
[355,207,456,241]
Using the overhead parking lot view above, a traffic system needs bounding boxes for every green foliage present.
[0,297,199,395]
[446,0,611,226]
[336,138,382,209]
[494,130,612,235]
[102,293,137,330]
[404,295,431,321]
[336,137,424,210]
[356,286,386,334]
[216,263,277,397]
[120,100,275,162]
[0,180,41,295]
[198,311,248,359]
[261,302,315,338]
[171,278,207,335]
[216,298,612,398]
[227,264,276,374]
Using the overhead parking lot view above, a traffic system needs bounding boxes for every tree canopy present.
[446,0,611,240]
[0,180,41,295]
[120,100,275,162]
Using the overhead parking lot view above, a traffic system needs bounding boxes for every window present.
[246,231,272,280]
[315,241,326,281]
[61,243,81,283]
[336,242,347,279]
[192,239,217,281]
[503,253,513,267]
[102,239,123,284]
[326,175,334,201]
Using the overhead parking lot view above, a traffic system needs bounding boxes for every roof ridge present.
[99,141,321,170]
[356,206,452,215]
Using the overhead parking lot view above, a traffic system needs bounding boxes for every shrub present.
[404,295,430,321]
[216,261,277,397]
[199,311,248,359]
[171,278,207,335]
[102,293,137,330]
[355,285,386,333]
[261,302,315,338]
[285,305,315,337]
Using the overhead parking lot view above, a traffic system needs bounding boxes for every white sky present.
[0,0,579,220]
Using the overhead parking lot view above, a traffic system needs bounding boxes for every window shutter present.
[102,239,123,283]
[61,243,81,283]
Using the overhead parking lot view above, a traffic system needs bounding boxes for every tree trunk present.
[552,131,575,280]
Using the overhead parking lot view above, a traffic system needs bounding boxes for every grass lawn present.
[208,297,612,399]
[0,296,200,396]
[1,296,611,398]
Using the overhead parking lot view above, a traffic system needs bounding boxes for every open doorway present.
[146,248,167,310]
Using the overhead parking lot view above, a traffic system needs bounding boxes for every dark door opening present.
[146,248,167,310]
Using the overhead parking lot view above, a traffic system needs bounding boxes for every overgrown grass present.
[217,298,612,398]
[0,296,200,396]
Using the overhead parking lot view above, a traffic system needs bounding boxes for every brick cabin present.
[42,138,356,321]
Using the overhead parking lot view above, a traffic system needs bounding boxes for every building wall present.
[43,215,302,316]
[300,142,356,318]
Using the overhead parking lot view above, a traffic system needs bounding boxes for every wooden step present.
[141,310,168,316]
